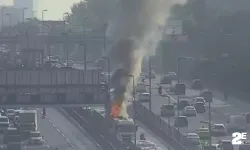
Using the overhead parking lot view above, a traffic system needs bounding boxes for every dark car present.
[245,113,250,124]
[217,140,234,150]
[194,102,206,113]
[191,79,203,90]
[174,116,188,127]
[177,100,190,110]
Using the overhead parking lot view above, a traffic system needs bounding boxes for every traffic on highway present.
[135,70,250,150]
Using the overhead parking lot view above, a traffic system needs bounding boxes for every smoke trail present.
[108,0,186,118]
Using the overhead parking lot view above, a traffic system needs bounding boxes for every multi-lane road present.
[37,108,101,150]
[141,75,250,149]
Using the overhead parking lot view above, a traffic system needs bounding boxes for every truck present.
[4,128,22,150]
[16,110,37,132]
[110,117,137,143]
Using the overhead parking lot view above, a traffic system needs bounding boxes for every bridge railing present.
[134,101,200,150]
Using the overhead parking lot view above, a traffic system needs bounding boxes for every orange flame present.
[110,102,121,118]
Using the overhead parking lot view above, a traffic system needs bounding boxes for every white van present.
[226,115,247,132]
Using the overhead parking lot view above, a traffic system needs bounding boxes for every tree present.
[69,0,116,27]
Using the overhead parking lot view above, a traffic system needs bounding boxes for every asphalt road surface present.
[37,108,101,150]
[140,75,250,150]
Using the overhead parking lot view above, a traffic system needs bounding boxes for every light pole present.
[127,74,136,144]
[5,14,11,28]
[101,56,110,89]
[22,7,28,23]
[42,9,48,21]
[148,57,152,111]
[42,9,48,118]
[1,7,5,32]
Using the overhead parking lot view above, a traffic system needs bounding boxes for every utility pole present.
[149,57,152,111]
[1,7,5,32]
[83,18,87,70]
[177,58,180,118]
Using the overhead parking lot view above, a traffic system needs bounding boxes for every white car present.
[192,97,206,105]
[182,106,197,116]
[186,133,200,145]
[167,72,177,80]
[0,116,9,131]
[212,124,227,136]
[29,131,44,145]
[6,109,15,120]
[138,93,150,102]
[136,83,147,93]
[137,140,158,150]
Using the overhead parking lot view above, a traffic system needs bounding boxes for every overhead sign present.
[0,68,107,107]
[165,20,182,35]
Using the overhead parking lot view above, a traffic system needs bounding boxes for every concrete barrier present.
[134,101,200,150]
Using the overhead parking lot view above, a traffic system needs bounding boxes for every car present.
[136,83,147,93]
[145,71,156,79]
[191,79,203,90]
[194,102,206,113]
[217,140,234,150]
[212,124,227,136]
[239,142,250,150]
[138,93,150,102]
[186,133,200,145]
[6,109,15,120]
[160,104,175,117]
[177,99,190,110]
[174,116,188,127]
[182,106,197,117]
[200,89,213,102]
[192,97,206,105]
[29,131,44,145]
[167,72,177,80]
[197,127,209,140]
[226,115,247,132]
[160,75,172,84]
[245,112,250,124]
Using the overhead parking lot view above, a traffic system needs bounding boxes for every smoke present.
[108,0,186,118]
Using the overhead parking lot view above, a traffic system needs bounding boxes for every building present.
[0,6,22,30]
[13,0,34,19]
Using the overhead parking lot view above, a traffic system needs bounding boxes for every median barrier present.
[134,101,200,150]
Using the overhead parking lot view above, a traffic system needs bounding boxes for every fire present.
[110,102,121,118]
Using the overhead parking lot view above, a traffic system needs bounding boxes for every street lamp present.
[101,56,110,89]
[148,57,152,111]
[127,74,136,144]
[176,57,193,118]
[5,14,11,28]
[1,7,5,32]
[22,7,28,23]
[42,9,48,21]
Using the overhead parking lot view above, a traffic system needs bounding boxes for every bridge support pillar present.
[45,44,51,57]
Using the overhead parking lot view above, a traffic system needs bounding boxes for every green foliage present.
[69,0,116,27]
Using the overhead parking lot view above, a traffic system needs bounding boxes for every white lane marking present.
[56,128,61,132]
[41,110,75,148]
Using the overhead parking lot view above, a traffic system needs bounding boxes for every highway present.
[37,108,101,150]
[140,75,250,149]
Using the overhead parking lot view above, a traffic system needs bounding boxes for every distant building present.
[0,6,22,29]
[13,0,34,18]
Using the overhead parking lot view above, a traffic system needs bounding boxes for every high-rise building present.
[0,6,22,30]
[13,0,34,19]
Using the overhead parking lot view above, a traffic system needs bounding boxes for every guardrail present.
[134,101,200,150]
[61,107,141,150]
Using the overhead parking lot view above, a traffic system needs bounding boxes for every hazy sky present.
[0,0,81,20]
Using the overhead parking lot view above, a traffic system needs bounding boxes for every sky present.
[0,0,81,20]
